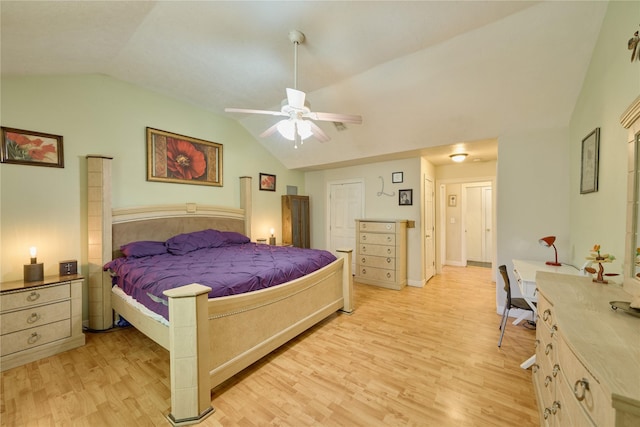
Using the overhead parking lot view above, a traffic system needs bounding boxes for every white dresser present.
[533,271,640,426]
[355,219,407,290]
[1,275,85,371]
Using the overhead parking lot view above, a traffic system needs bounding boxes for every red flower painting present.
[166,138,206,180]
[1,127,64,168]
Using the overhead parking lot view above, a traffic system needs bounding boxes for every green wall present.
[0,74,303,285]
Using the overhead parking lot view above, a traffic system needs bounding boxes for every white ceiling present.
[0,1,608,170]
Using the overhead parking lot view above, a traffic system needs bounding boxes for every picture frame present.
[392,171,403,183]
[1,127,64,168]
[147,127,223,187]
[448,194,457,207]
[580,127,600,194]
[259,173,276,191]
[399,189,413,206]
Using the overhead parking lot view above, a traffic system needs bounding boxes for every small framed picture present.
[399,189,413,206]
[580,128,600,194]
[392,172,403,183]
[1,127,64,168]
[448,194,457,207]
[259,173,276,191]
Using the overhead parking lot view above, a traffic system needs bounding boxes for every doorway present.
[463,182,493,265]
[328,180,364,271]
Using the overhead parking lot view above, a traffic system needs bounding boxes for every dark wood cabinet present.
[282,195,310,248]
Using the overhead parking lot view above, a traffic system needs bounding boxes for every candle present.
[29,246,37,264]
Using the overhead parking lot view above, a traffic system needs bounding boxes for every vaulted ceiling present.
[1,1,608,170]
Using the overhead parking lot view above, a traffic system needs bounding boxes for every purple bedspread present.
[104,243,337,320]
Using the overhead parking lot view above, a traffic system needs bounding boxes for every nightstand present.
[0,274,85,371]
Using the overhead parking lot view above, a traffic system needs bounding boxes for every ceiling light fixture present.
[449,153,468,163]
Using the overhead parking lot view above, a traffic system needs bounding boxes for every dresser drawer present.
[555,370,596,427]
[1,300,71,335]
[359,244,395,257]
[359,221,396,233]
[359,233,395,246]
[358,255,396,270]
[357,265,396,283]
[537,293,554,330]
[557,335,614,427]
[1,283,70,313]
[1,319,71,356]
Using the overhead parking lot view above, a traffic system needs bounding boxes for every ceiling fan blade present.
[306,111,363,124]
[259,121,281,138]
[286,88,306,109]
[309,121,330,143]
[293,121,301,149]
[225,107,286,117]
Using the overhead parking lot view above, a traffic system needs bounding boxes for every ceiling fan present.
[225,30,363,149]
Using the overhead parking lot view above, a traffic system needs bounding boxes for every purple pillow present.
[166,229,226,255]
[221,231,250,245]
[121,240,168,258]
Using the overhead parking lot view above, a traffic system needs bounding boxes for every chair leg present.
[498,308,509,347]
[498,304,508,330]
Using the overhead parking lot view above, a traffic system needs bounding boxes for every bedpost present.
[87,155,114,330]
[163,284,214,426]
[336,249,354,313]
[239,176,252,238]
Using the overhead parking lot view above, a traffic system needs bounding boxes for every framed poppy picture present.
[259,173,276,191]
[1,127,64,168]
[147,127,223,187]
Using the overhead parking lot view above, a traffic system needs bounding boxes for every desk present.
[511,260,583,369]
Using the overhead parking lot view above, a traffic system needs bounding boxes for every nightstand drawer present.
[0,283,70,313]
[1,300,71,335]
[1,319,70,356]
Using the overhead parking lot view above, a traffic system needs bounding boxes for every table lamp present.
[24,246,44,282]
[539,236,561,266]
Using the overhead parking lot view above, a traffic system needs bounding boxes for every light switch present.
[450,217,456,224]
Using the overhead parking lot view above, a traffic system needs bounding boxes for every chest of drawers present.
[0,275,85,371]
[355,219,407,290]
[533,271,640,426]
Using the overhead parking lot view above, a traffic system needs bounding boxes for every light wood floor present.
[1,266,539,426]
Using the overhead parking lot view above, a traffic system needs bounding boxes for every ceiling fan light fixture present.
[277,119,312,141]
[450,153,468,163]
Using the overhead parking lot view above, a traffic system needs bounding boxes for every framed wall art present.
[259,173,276,191]
[0,127,64,168]
[448,194,457,207]
[392,171,403,183]
[399,189,413,206]
[147,127,223,187]
[580,127,600,194]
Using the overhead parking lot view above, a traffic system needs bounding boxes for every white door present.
[424,177,435,282]
[329,181,364,270]
[482,186,493,263]
[464,183,492,263]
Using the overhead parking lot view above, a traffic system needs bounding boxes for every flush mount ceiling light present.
[449,153,468,163]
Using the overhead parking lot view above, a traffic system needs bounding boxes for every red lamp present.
[539,236,561,266]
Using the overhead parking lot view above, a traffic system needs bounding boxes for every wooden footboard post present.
[163,284,214,426]
[336,249,354,313]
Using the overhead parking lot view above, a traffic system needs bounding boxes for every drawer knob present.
[362,246,367,253]
[542,309,551,321]
[362,235,367,241]
[551,401,561,415]
[532,363,540,373]
[544,375,552,387]
[534,339,540,348]
[386,272,391,278]
[387,248,391,255]
[361,258,366,264]
[552,364,560,377]
[573,378,590,401]
[27,291,41,302]
[386,257,391,263]
[27,312,41,324]
[550,324,558,337]
[361,268,367,275]
[545,343,553,355]
[27,332,41,345]
[386,236,392,242]
[543,408,552,420]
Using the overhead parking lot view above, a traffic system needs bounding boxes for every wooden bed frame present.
[87,159,353,426]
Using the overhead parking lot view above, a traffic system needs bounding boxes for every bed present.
[87,161,353,426]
